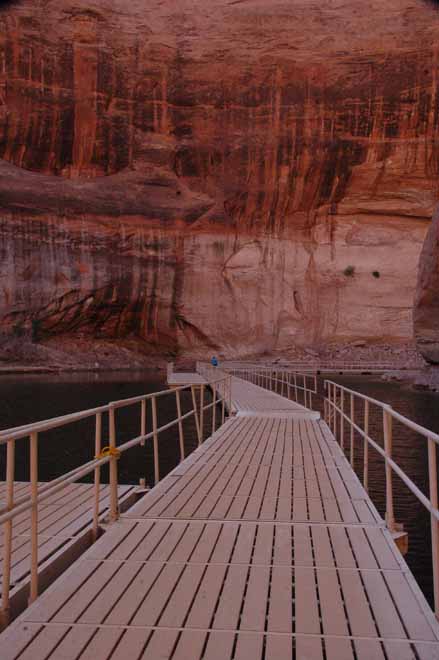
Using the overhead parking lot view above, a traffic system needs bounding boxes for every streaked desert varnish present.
[0,1,438,356]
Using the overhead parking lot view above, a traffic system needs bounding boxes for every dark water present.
[316,375,439,609]
[0,370,210,491]
[1,371,438,608]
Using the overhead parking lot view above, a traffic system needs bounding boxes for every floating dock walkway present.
[1,372,439,659]
[0,482,137,623]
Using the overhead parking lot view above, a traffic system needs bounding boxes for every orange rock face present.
[415,208,439,363]
[1,0,439,357]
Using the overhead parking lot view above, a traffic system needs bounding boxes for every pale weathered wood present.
[183,564,227,629]
[268,565,292,632]
[104,563,164,626]
[325,637,355,660]
[295,567,320,634]
[111,628,150,660]
[53,560,121,623]
[212,564,248,630]
[17,624,68,660]
[75,628,125,660]
[172,630,206,660]
[40,624,96,659]
[234,633,264,660]
[1,373,439,659]
[265,634,294,660]
[0,623,44,660]
[203,631,235,660]
[159,563,206,627]
[78,562,143,624]
[131,562,185,626]
[339,568,378,637]
[239,564,270,631]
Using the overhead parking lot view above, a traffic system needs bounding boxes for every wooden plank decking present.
[0,482,137,621]
[229,376,318,418]
[1,376,439,659]
[167,373,207,387]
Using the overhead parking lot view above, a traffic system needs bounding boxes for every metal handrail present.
[0,405,110,443]
[221,360,421,371]
[0,372,233,629]
[219,364,318,410]
[324,378,439,618]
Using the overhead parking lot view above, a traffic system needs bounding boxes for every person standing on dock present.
[211,356,218,367]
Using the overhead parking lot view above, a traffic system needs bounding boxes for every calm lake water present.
[0,370,205,490]
[0,370,438,607]
[319,374,439,609]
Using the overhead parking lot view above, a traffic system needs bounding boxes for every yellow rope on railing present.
[95,446,121,460]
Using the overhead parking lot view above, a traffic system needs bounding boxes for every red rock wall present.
[415,208,439,363]
[1,0,439,356]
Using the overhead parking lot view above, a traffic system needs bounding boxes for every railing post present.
[1,439,15,628]
[228,376,232,414]
[152,395,160,485]
[212,383,217,435]
[329,384,334,433]
[175,389,185,462]
[294,373,298,401]
[199,384,205,444]
[303,375,307,408]
[350,393,355,467]
[327,383,331,427]
[428,437,439,619]
[29,431,39,604]
[191,385,202,444]
[340,389,344,449]
[383,408,395,532]
[93,412,102,541]
[364,400,369,492]
[109,405,119,522]
[140,399,146,447]
[221,380,226,424]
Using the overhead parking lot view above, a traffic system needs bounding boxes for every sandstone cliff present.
[415,208,439,363]
[1,0,439,359]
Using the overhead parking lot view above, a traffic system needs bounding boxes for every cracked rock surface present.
[1,0,439,359]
